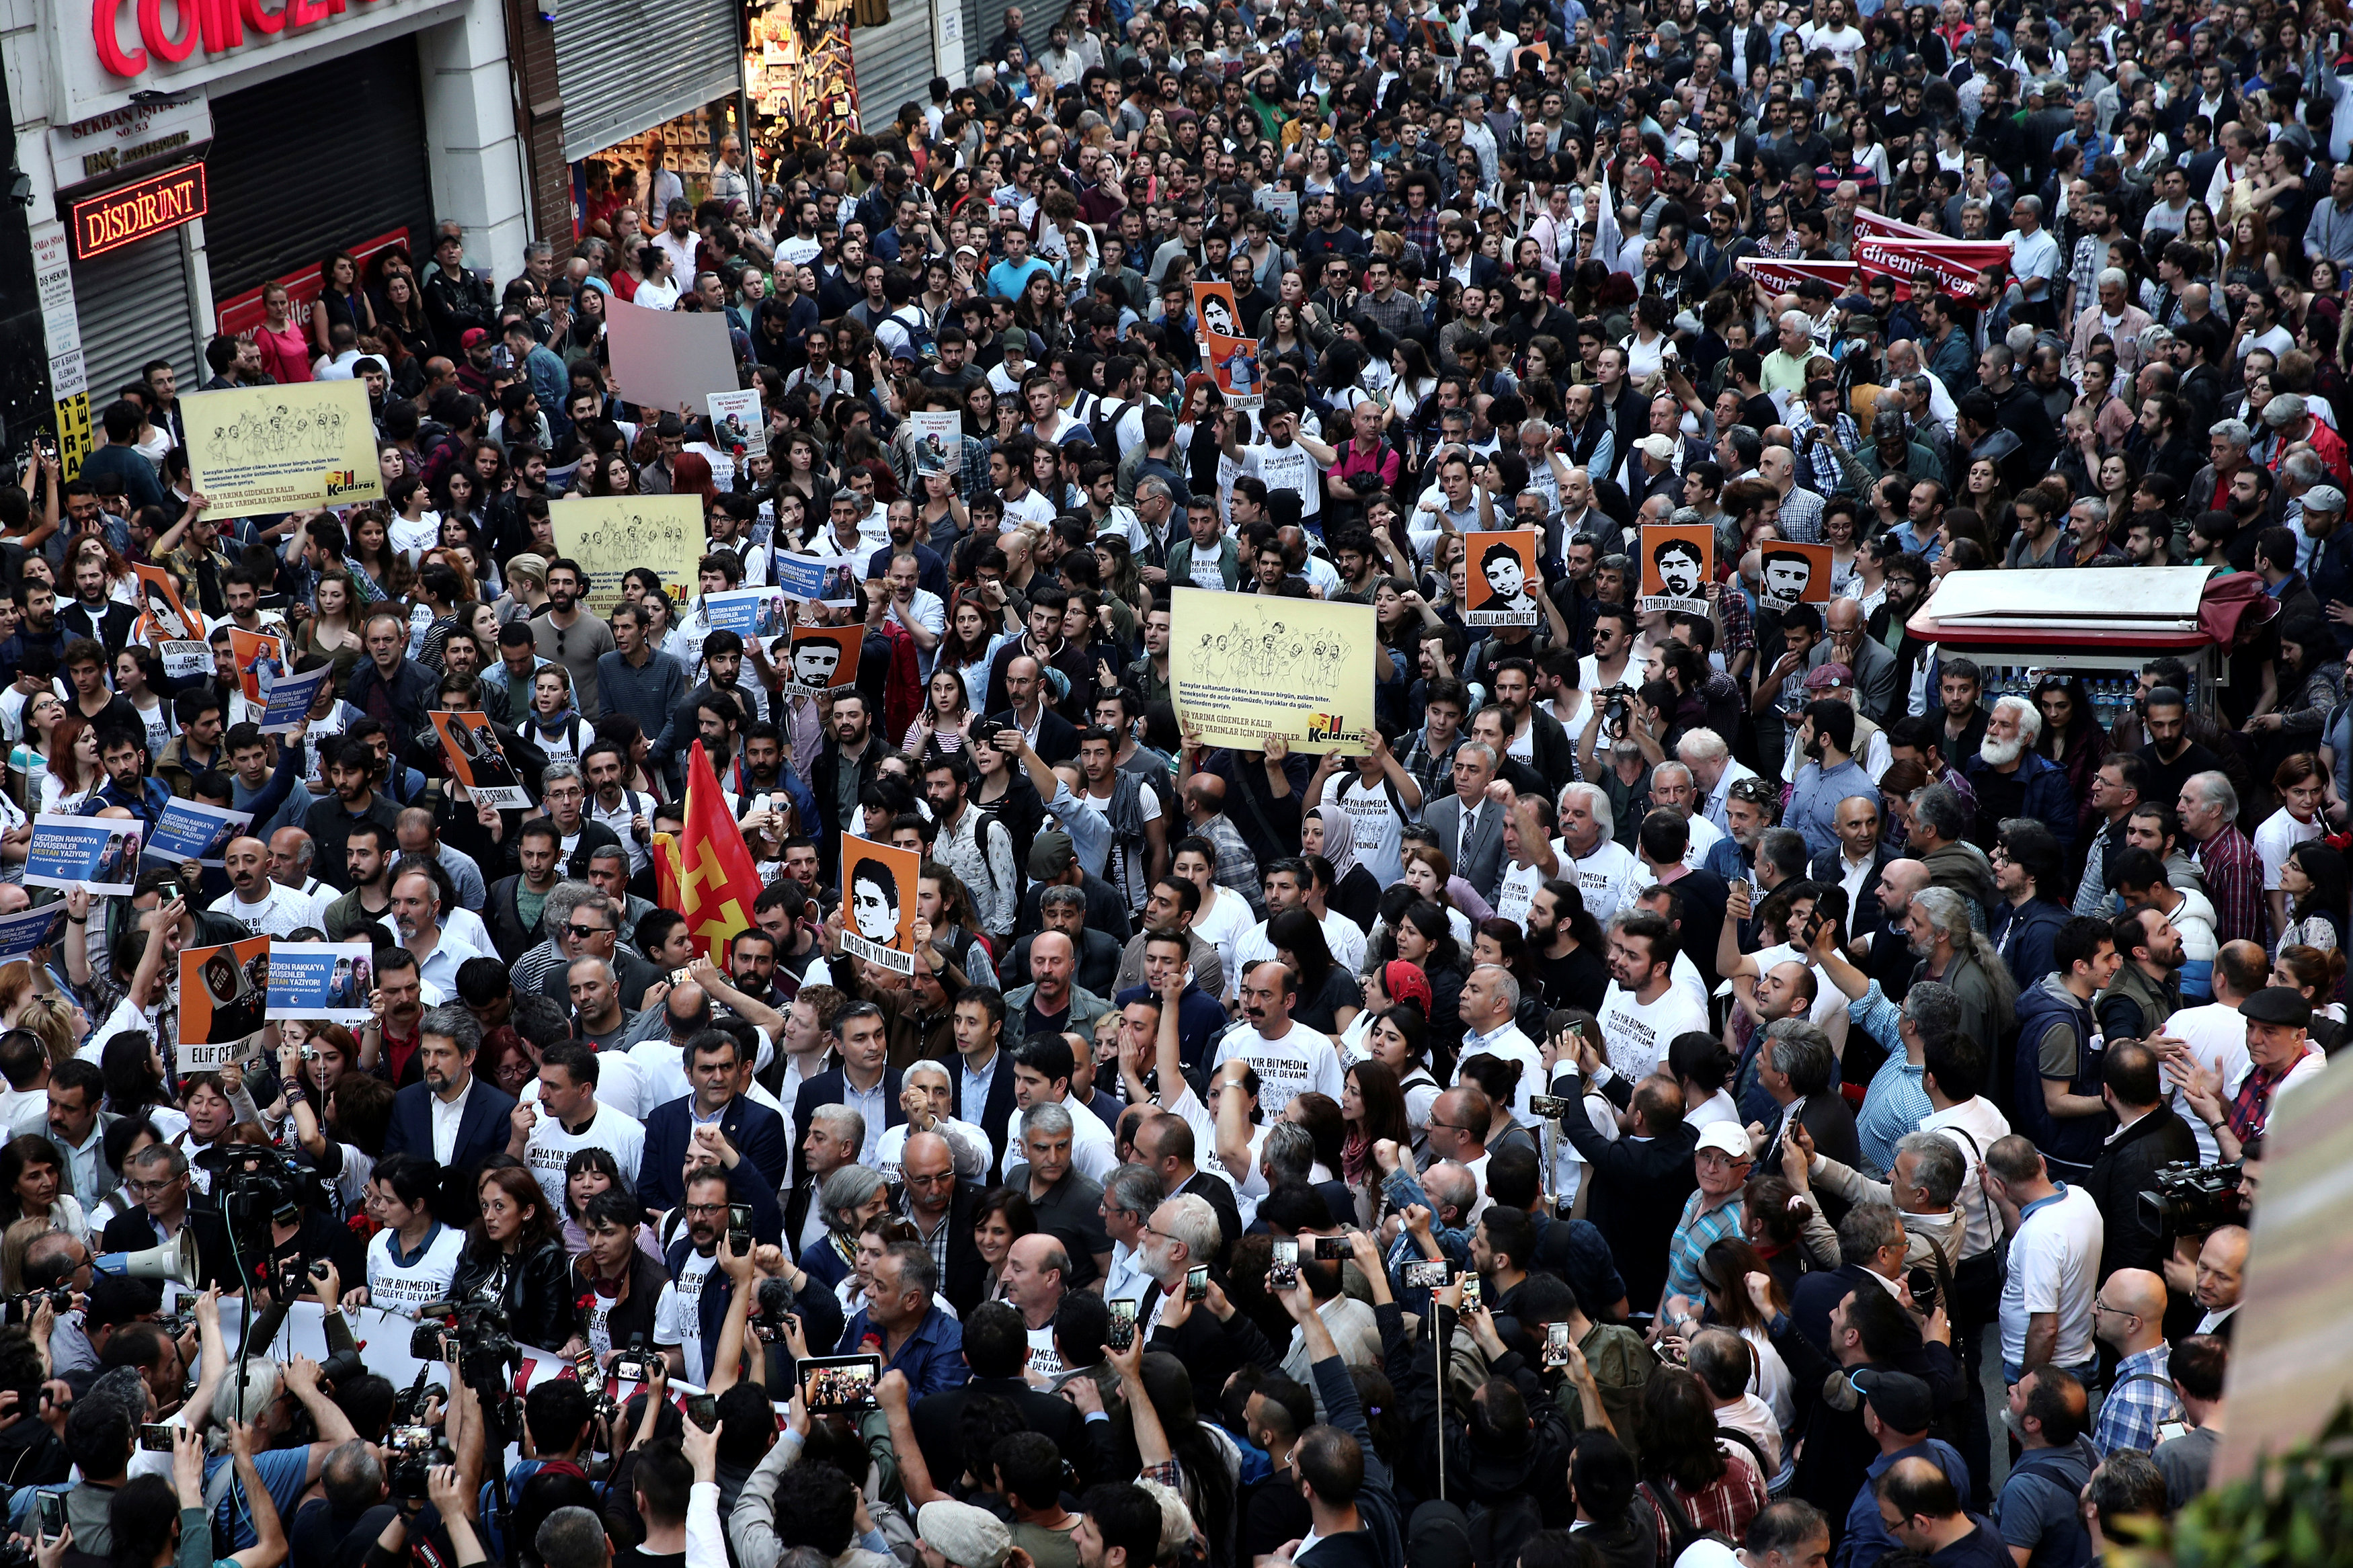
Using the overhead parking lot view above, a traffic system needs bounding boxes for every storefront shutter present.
[202,38,437,309]
[854,7,936,134]
[556,0,743,163]
[74,229,200,403]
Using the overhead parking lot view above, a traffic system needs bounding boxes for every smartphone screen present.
[1270,1239,1299,1290]
[1185,1265,1209,1301]
[36,1490,63,1544]
[1107,1298,1138,1350]
[1544,1322,1572,1367]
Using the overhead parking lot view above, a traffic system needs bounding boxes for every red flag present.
[675,740,765,960]
[1853,236,2015,298]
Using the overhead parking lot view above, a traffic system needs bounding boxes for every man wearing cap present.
[2167,983,2325,1161]
[1629,434,1682,509]
[1661,1122,1753,1311]
[916,1499,1012,1568]
[1845,1367,1972,1568]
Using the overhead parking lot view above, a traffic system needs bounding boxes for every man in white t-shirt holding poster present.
[1593,909,1708,1082]
[1215,960,1345,1118]
[1216,395,1339,527]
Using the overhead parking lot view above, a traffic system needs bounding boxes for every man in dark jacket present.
[2085,1040,2200,1282]
[345,612,438,757]
[1556,1071,1701,1315]
[910,1301,1117,1487]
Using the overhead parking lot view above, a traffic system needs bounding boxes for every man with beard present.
[2096,903,2186,1056]
[305,740,403,895]
[2132,688,2228,823]
[380,1005,516,1196]
[1962,696,2075,851]
[527,559,614,722]
[1786,702,1875,862]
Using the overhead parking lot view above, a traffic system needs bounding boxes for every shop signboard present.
[68,161,207,259]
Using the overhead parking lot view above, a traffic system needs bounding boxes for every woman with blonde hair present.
[17,995,84,1070]
[0,1214,50,1294]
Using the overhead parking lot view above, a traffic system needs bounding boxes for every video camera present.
[410,1295,520,1391]
[2139,1160,2246,1240]
[385,1422,452,1502]
[196,1143,331,1251]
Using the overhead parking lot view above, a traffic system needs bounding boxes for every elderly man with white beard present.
[1960,695,2077,851]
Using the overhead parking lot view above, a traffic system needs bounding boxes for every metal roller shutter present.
[203,40,436,307]
[73,231,198,408]
[960,1,1056,77]
[556,0,743,161]
[854,6,936,132]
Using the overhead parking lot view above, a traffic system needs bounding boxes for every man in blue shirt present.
[1842,1368,1972,1568]
[837,1239,967,1400]
[206,1354,360,1549]
[986,227,1056,301]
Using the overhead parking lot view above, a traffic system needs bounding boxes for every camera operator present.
[102,1143,233,1290]
[214,1149,366,1304]
[23,1232,94,1378]
[199,1355,360,1549]
[0,1320,69,1485]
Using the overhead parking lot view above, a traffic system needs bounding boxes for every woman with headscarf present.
[1306,803,1382,931]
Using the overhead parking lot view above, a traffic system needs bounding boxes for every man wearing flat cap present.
[2166,983,2325,1160]
[917,1500,1012,1568]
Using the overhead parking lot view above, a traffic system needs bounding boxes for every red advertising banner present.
[1735,257,1860,296]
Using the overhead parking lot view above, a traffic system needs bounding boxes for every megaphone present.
[93,1230,200,1288]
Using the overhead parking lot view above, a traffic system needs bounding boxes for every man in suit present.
[100,1142,234,1288]
[983,655,1080,768]
[1134,1112,1241,1262]
[1810,599,1903,726]
[789,1001,904,1184]
[950,988,1019,1182]
[379,1005,518,1213]
[1810,793,1892,943]
[909,1300,1118,1487]
[1421,742,1509,903]
[785,1102,867,1260]
[643,1029,793,1213]
[1554,1069,1702,1316]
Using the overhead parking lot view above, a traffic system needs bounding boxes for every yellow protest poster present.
[549,495,703,615]
[183,380,380,517]
[1169,587,1376,757]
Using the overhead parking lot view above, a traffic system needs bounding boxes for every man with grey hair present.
[2190,416,2253,515]
[2177,770,2261,947]
[1425,740,1507,902]
[508,880,626,997]
[1458,964,1544,1126]
[1902,887,2016,1063]
[383,1001,513,1182]
[2068,267,2153,383]
[536,1507,612,1568]
[1097,1162,1165,1302]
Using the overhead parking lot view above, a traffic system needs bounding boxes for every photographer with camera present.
[197,1356,358,1551]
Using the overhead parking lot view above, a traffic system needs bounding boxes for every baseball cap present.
[2307,485,2347,515]
[1638,434,1678,462]
[1693,1122,1752,1159]
[461,327,489,349]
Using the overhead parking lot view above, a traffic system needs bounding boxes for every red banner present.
[1736,257,1861,296]
[1850,208,1940,240]
[1852,236,2015,298]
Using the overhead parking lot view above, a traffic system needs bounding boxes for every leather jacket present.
[450,1237,577,1352]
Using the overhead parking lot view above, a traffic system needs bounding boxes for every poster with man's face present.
[1463,530,1541,627]
[784,624,863,697]
[1755,542,1835,614]
[1640,524,1715,615]
[838,833,918,975]
[431,710,529,809]
[1192,281,1240,344]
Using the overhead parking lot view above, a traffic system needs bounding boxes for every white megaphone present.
[92,1230,200,1288]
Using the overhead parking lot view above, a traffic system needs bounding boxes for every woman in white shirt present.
[632,245,682,310]
[38,719,98,816]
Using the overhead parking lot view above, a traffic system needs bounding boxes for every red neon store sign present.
[93,0,378,80]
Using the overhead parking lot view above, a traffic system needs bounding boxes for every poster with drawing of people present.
[1639,525,1714,616]
[179,936,272,1069]
[431,711,530,810]
[1168,589,1376,757]
[1463,531,1541,626]
[837,835,918,975]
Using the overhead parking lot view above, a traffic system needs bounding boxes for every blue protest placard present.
[703,587,793,638]
[143,797,252,868]
[265,940,373,1024]
[0,903,66,966]
[259,663,333,736]
[774,552,859,605]
[27,815,140,893]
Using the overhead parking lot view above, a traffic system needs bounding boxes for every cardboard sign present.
[143,796,251,868]
[774,553,860,606]
[549,495,703,615]
[781,624,863,697]
[228,628,283,707]
[431,711,530,811]
[184,380,381,518]
[0,903,66,966]
[257,662,334,735]
[264,941,373,1024]
[26,814,139,893]
[909,412,961,477]
[605,295,740,415]
[1167,588,1377,757]
[1640,524,1714,616]
[1755,542,1835,614]
[704,587,793,639]
[1463,530,1542,627]
[177,936,272,1069]
[838,833,919,975]
[1192,280,1242,343]
[1203,329,1263,411]
[707,388,762,453]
